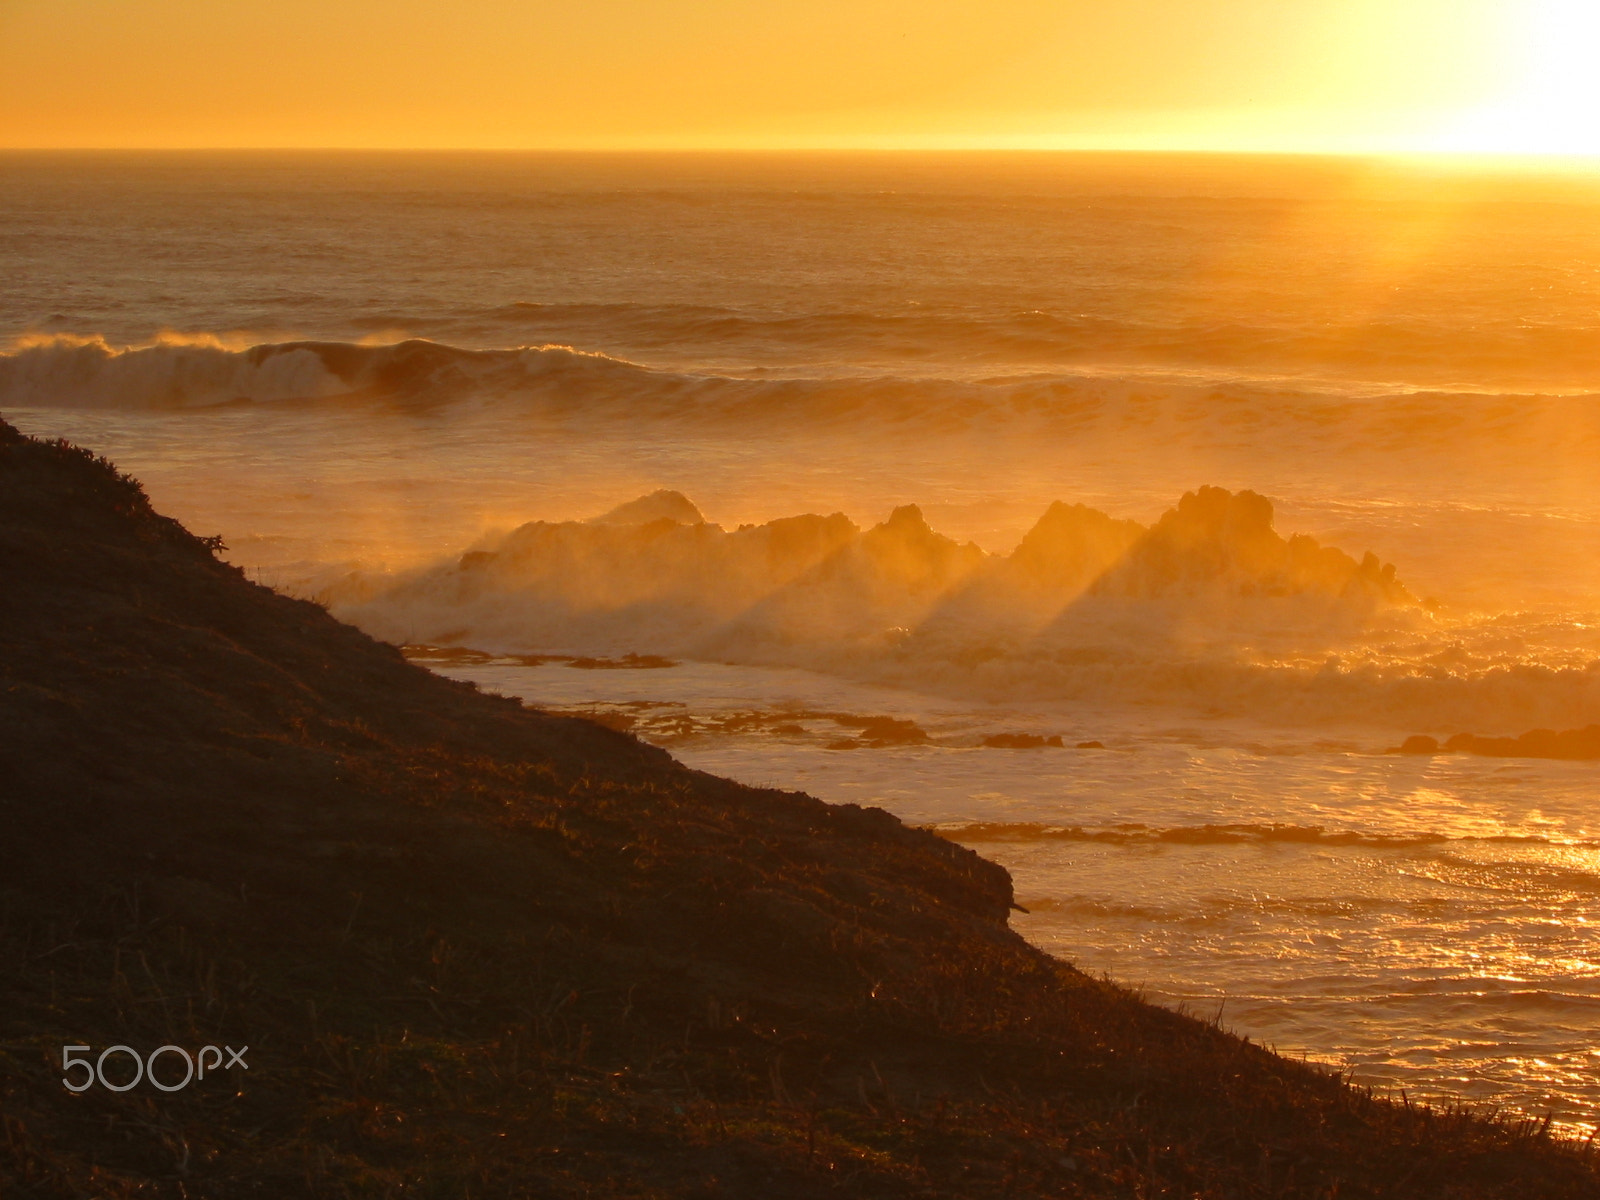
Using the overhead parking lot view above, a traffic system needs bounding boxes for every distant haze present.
[5,0,1582,154]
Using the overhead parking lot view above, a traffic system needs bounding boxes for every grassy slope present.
[0,418,1595,1199]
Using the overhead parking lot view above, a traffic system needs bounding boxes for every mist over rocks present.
[326,483,1600,731]
[330,483,1422,719]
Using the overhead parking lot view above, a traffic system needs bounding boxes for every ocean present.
[4,149,1598,1129]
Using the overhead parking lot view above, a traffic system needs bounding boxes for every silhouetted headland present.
[2,417,1596,1197]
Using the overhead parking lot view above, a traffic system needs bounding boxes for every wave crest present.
[0,335,648,410]
[6,335,1600,469]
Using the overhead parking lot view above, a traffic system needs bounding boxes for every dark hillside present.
[1,417,1596,1198]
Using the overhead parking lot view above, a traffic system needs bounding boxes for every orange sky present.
[1,0,1589,153]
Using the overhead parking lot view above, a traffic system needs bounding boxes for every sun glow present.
[0,0,1563,155]
[1423,0,1600,156]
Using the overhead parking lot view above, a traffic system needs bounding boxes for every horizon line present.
[6,144,1600,167]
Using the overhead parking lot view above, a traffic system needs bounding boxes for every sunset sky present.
[1,0,1597,155]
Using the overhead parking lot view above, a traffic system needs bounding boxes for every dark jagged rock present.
[336,483,1412,663]
[2,419,1596,1199]
[1446,726,1600,761]
[1389,727,1600,761]
[589,489,706,527]
[1095,486,1411,603]
[981,733,1065,749]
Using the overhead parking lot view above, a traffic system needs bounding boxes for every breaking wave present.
[0,335,651,412]
[5,336,1600,469]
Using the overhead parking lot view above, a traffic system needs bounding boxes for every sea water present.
[3,150,1598,1128]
